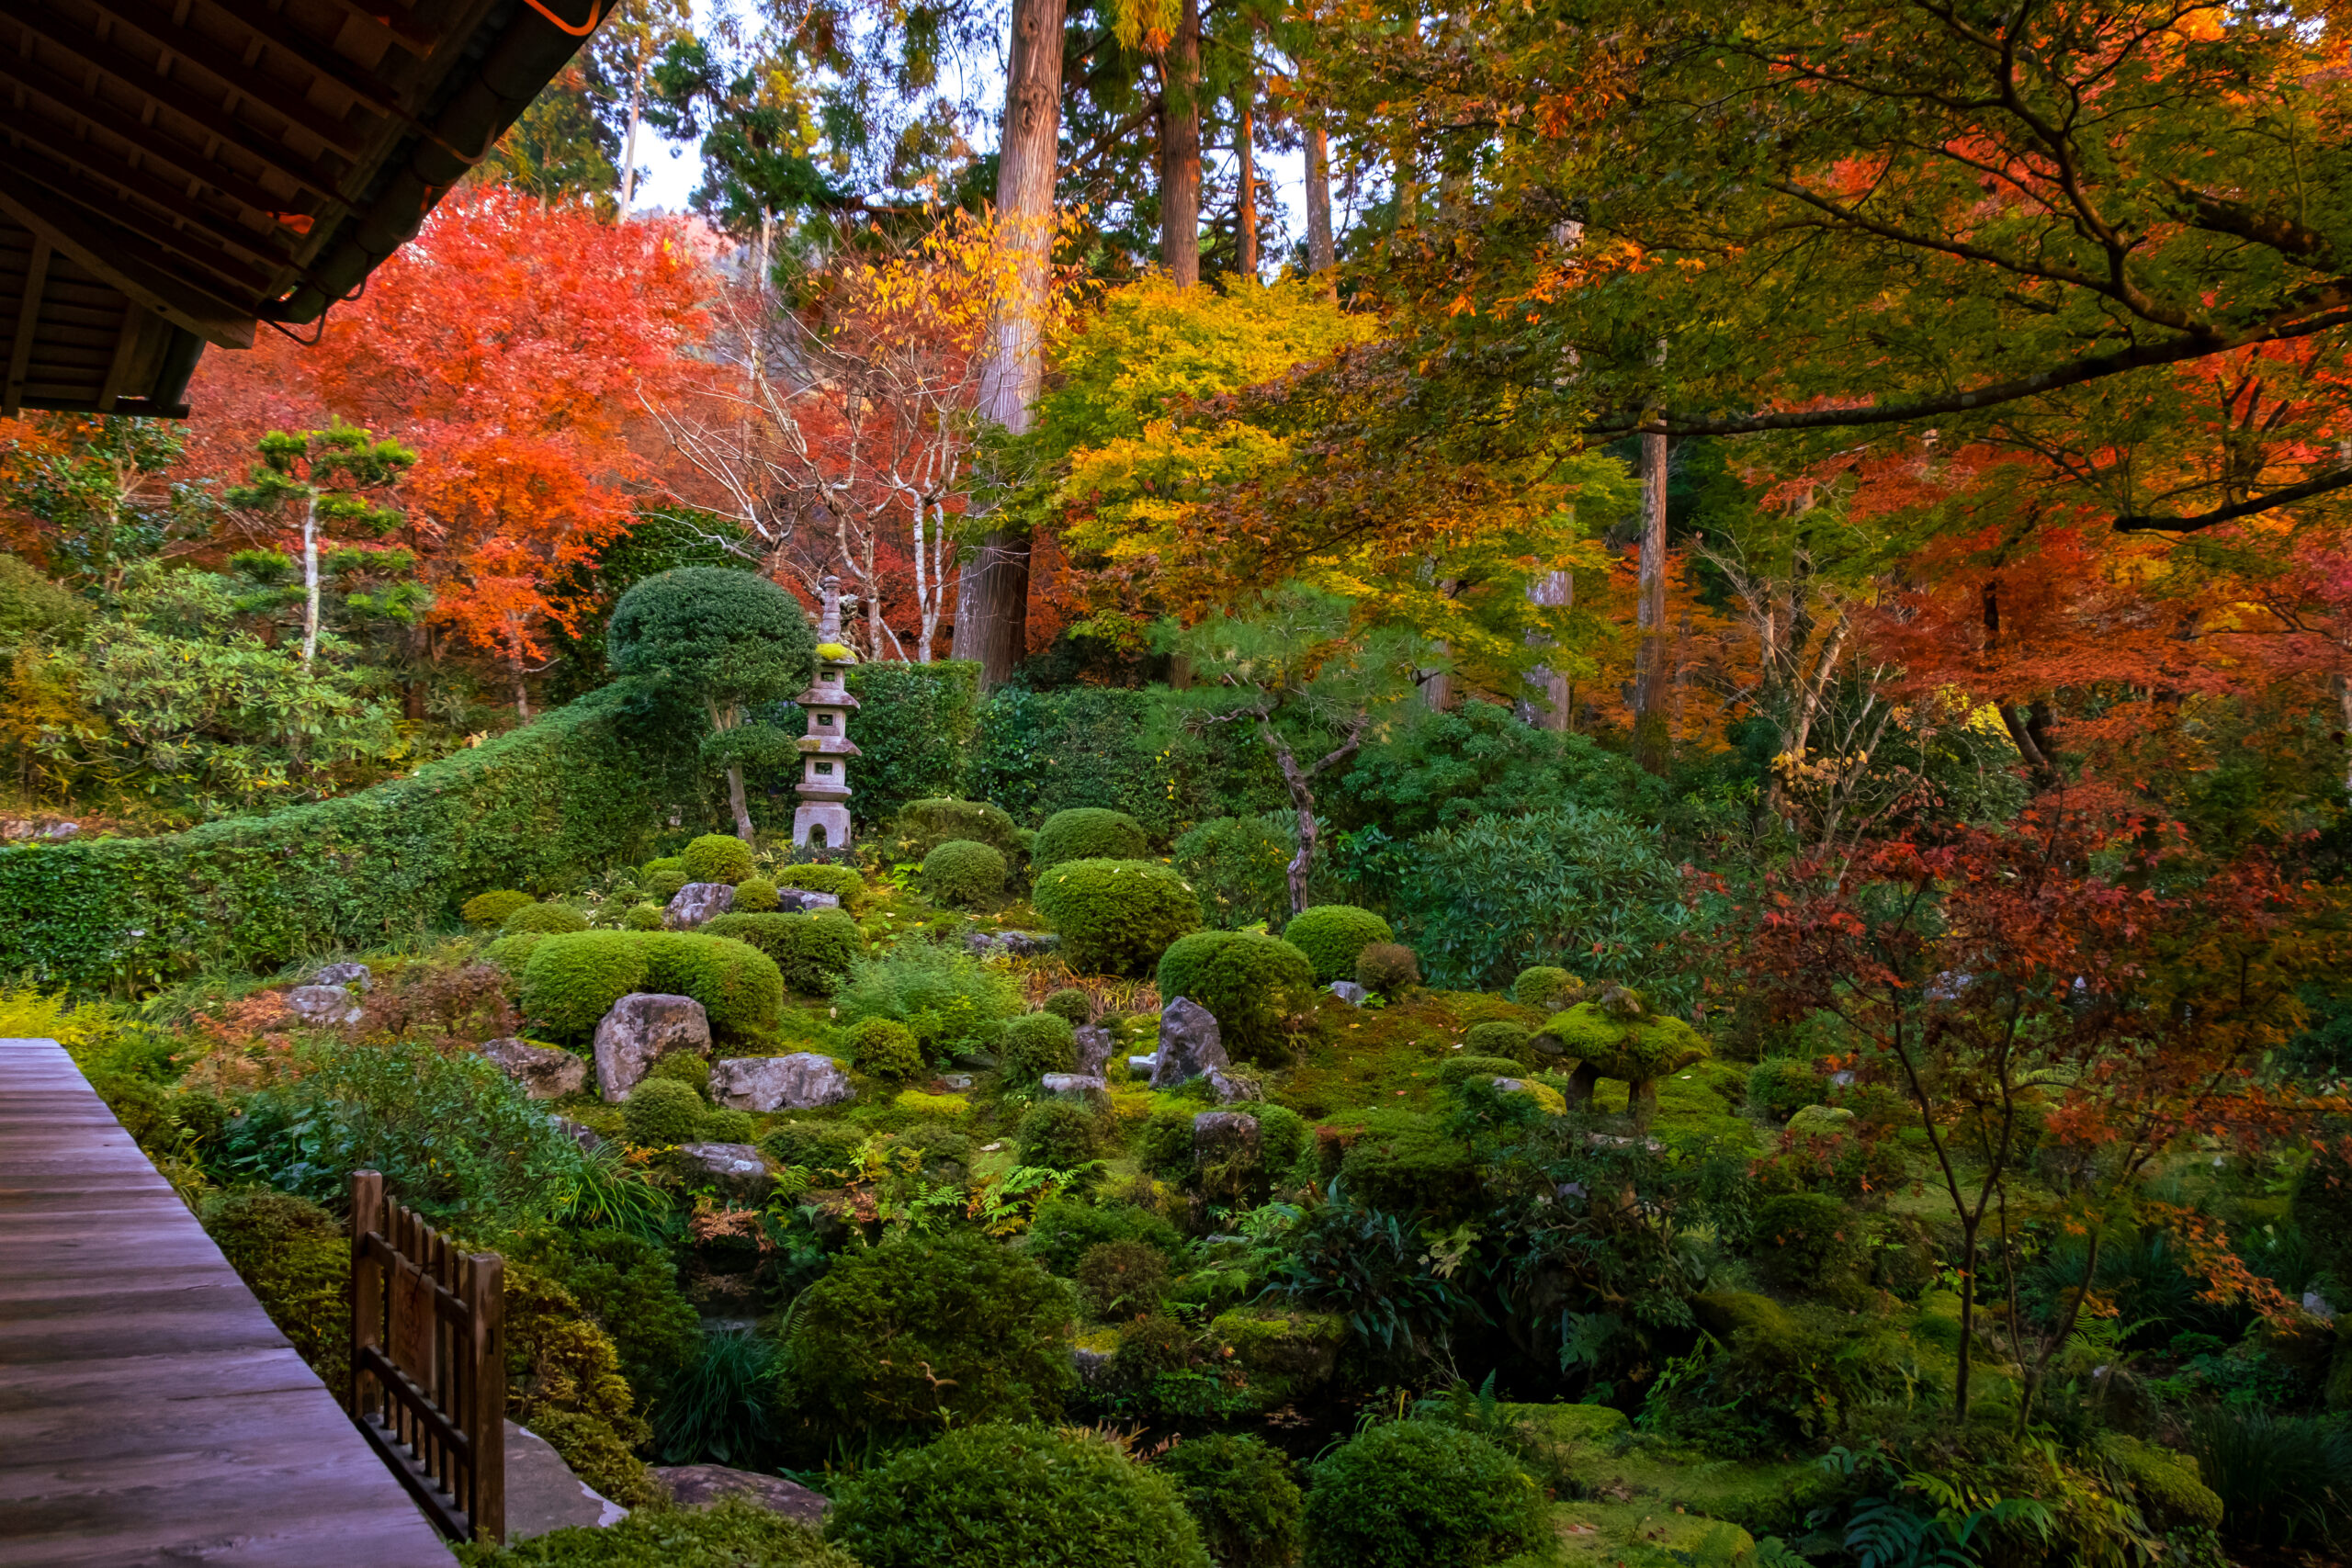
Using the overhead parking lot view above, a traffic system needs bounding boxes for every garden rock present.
[1073,1347,1116,1391]
[311,962,373,991]
[506,1419,627,1537]
[555,1118,608,1156]
[1040,1072,1108,1103]
[665,881,736,929]
[285,984,364,1027]
[1150,998,1228,1089]
[1327,980,1370,1006]
[677,1143,777,1199]
[965,930,1058,958]
[1787,1104,1857,1137]
[940,1073,974,1090]
[481,1038,586,1100]
[775,889,842,913]
[594,993,712,1101]
[709,1052,854,1111]
[1208,1068,1262,1103]
[654,1464,827,1526]
[1127,1054,1158,1075]
[42,820,78,840]
[1073,1023,1114,1076]
[1193,1111,1261,1167]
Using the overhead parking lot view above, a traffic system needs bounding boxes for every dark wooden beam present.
[3,132,286,299]
[77,0,375,156]
[0,164,254,346]
[314,0,440,58]
[4,238,53,418]
[95,303,149,412]
[191,0,416,121]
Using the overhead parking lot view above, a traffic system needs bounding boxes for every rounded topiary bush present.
[622,902,666,931]
[462,889,535,929]
[1156,931,1317,1065]
[639,864,689,904]
[1251,1103,1310,1177]
[625,1077,706,1147]
[733,876,780,912]
[922,839,1008,908]
[703,910,863,996]
[786,1235,1077,1434]
[1043,988,1094,1026]
[778,863,865,908]
[1354,942,1419,996]
[1336,1111,1479,1220]
[848,1017,923,1081]
[519,932,783,1040]
[1016,1100,1102,1172]
[1159,1433,1304,1568]
[645,1052,713,1096]
[827,1423,1209,1568]
[1032,807,1149,874]
[763,1120,865,1174]
[1750,1191,1859,1291]
[1000,1012,1078,1085]
[1303,1420,1547,1568]
[1463,1021,1532,1062]
[1138,1107,1196,1177]
[888,798,1025,865]
[1032,859,1203,977]
[1075,1240,1170,1319]
[477,1494,856,1566]
[1748,1057,1823,1123]
[1513,965,1585,1012]
[702,1108,754,1143]
[681,833,757,886]
[1282,905,1393,984]
[1437,1055,1528,1087]
[503,901,592,936]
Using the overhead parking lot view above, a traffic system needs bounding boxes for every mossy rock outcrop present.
[1208,1307,1346,1406]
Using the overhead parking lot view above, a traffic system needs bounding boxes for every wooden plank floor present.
[0,1037,451,1567]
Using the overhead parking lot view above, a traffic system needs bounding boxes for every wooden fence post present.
[464,1252,506,1544]
[348,1168,383,1420]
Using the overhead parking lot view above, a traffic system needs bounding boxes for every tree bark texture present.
[1305,120,1336,276]
[1634,432,1669,773]
[1525,568,1571,731]
[1157,0,1202,287]
[1237,98,1258,278]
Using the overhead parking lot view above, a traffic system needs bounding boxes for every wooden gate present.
[348,1169,506,1544]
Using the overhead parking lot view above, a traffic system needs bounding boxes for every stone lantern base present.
[792,801,852,850]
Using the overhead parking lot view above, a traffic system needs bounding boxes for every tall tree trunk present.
[1305,119,1335,275]
[619,59,646,212]
[1526,568,1571,731]
[300,491,320,666]
[1633,432,1669,773]
[1237,96,1258,279]
[963,0,1067,685]
[1158,0,1202,287]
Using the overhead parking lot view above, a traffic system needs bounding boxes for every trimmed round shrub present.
[625,1078,706,1147]
[922,840,1007,908]
[646,1052,713,1096]
[702,1108,754,1143]
[1033,807,1149,873]
[482,932,544,973]
[639,866,688,904]
[733,876,780,912]
[1282,905,1393,984]
[827,1423,1209,1568]
[1252,1103,1309,1176]
[1463,1021,1532,1062]
[1173,813,1299,931]
[1337,1111,1478,1220]
[1032,858,1203,977]
[703,910,863,996]
[1513,964,1584,1012]
[622,903,666,931]
[657,935,787,1039]
[681,834,757,886]
[468,1493,856,1566]
[763,1120,865,1173]
[1000,1012,1078,1085]
[1303,1420,1547,1568]
[503,901,592,936]
[888,798,1025,865]
[1016,1100,1102,1171]
[1159,1433,1303,1568]
[1138,1107,1196,1177]
[847,1017,923,1081]
[519,932,784,1040]
[1042,988,1094,1026]
[1155,931,1317,1064]
[1355,942,1419,996]
[199,1189,351,1393]
[786,1235,1077,1434]
[778,863,865,908]
[462,889,535,929]
[1748,1058,1823,1123]
[1438,1055,1528,1087]
[1076,1240,1170,1319]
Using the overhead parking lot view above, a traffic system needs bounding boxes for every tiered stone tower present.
[792,575,858,849]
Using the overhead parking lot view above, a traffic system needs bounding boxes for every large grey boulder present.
[665,882,736,929]
[775,889,842,913]
[508,1420,627,1537]
[710,1053,854,1111]
[1149,998,1227,1089]
[1040,1072,1109,1105]
[285,984,364,1027]
[1208,1068,1262,1104]
[482,1038,586,1100]
[676,1143,777,1199]
[311,962,373,991]
[966,930,1058,959]
[594,993,712,1101]
[1073,1023,1115,1077]
[655,1464,826,1526]
[1326,980,1370,1007]
[1193,1111,1261,1167]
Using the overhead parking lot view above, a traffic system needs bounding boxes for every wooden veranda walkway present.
[0,1037,450,1567]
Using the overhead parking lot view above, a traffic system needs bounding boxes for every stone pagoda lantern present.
[793,575,858,850]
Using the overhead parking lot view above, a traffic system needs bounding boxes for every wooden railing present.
[348,1169,506,1545]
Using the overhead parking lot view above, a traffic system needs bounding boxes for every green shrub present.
[1438,1055,1527,1087]
[464,889,536,928]
[1749,1192,1859,1291]
[1173,813,1306,931]
[702,1108,754,1143]
[763,1120,865,1175]
[888,797,1024,864]
[1303,1421,1546,1568]
[484,931,546,971]
[1043,988,1094,1025]
[1541,997,1711,1130]
[645,1052,713,1095]
[505,1226,701,1403]
[625,1078,707,1147]
[922,839,1008,907]
[1283,905,1393,984]
[621,903,665,931]
[968,684,1285,842]
[1032,858,1203,976]
[703,910,863,996]
[847,1017,923,1080]
[199,1189,351,1393]
[1034,807,1149,872]
[776,863,865,907]
[732,876,780,912]
[458,1494,854,1567]
[2186,1407,2352,1551]
[1000,1012,1079,1084]
[835,939,1023,1056]
[1024,1195,1186,1275]
[504,901,592,936]
[1512,965,1585,1011]
[827,1423,1210,1568]
[1748,1058,1823,1123]
[1159,1433,1304,1568]
[1336,1112,1477,1220]
[639,864,688,903]
[1076,1241,1170,1318]
[1253,1104,1310,1176]
[1156,931,1317,1065]
[1139,1107,1198,1177]
[786,1234,1076,1434]
[1017,1100,1102,1171]
[1462,1021,1532,1062]
[1354,942,1419,996]
[519,931,784,1040]
[681,834,757,885]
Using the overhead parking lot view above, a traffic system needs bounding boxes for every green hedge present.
[749,660,979,831]
[967,686,1283,841]
[518,931,785,1040]
[0,686,700,991]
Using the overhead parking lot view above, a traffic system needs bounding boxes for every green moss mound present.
[731,876,779,912]
[458,1495,854,1567]
[1749,1192,1859,1291]
[1513,964,1585,1011]
[1438,1055,1528,1086]
[1156,930,1317,1064]
[1001,1012,1079,1085]
[1033,807,1149,873]
[1157,1433,1303,1568]
[680,834,756,885]
[519,931,784,1040]
[1043,987,1093,1025]
[777,863,865,907]
[1303,1420,1548,1568]
[827,1423,1210,1568]
[1282,904,1394,984]
[1033,858,1203,977]
[703,910,862,996]
[463,889,535,928]
[847,1016,923,1080]
[621,903,665,931]
[922,839,1008,907]
[1542,999,1711,1081]
[1462,1021,1532,1062]
[503,901,592,936]
[1747,1058,1822,1123]
[1336,1111,1478,1220]
[624,1077,706,1146]
[888,797,1024,864]
[1016,1099,1102,1170]
[2105,1435,2224,1532]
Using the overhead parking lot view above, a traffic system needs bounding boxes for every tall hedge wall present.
[967,685,1284,842]
[0,687,700,991]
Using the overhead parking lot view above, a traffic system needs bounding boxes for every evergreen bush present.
[834,940,1023,1056]
[1023,1195,1186,1275]
[199,1189,351,1393]
[457,1494,854,1566]
[1155,931,1317,1064]
[846,1017,923,1080]
[1159,1433,1304,1568]
[967,684,1285,840]
[1043,987,1093,1025]
[1336,1111,1478,1220]
[680,834,756,885]
[1138,1107,1198,1177]
[1000,1012,1078,1085]
[775,863,865,907]
[503,901,592,936]
[1172,813,1303,931]
[624,1078,706,1147]
[922,839,1008,907]
[887,797,1024,865]
[1033,807,1149,872]
[1302,1421,1547,1568]
[701,1108,754,1143]
[1748,1058,1824,1123]
[732,876,780,912]
[702,910,862,996]
[518,931,783,1040]
[1354,942,1419,996]
[1749,1192,1860,1290]
[645,1052,712,1095]
[1031,858,1204,976]
[1251,1103,1310,1177]
[463,890,535,928]
[1075,1241,1170,1318]
[621,903,665,931]
[1016,1100,1102,1171]
[1462,1021,1532,1062]
[1282,905,1393,984]
[1438,1055,1528,1086]
[763,1120,865,1175]
[1512,965,1584,1011]
[639,865,688,903]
